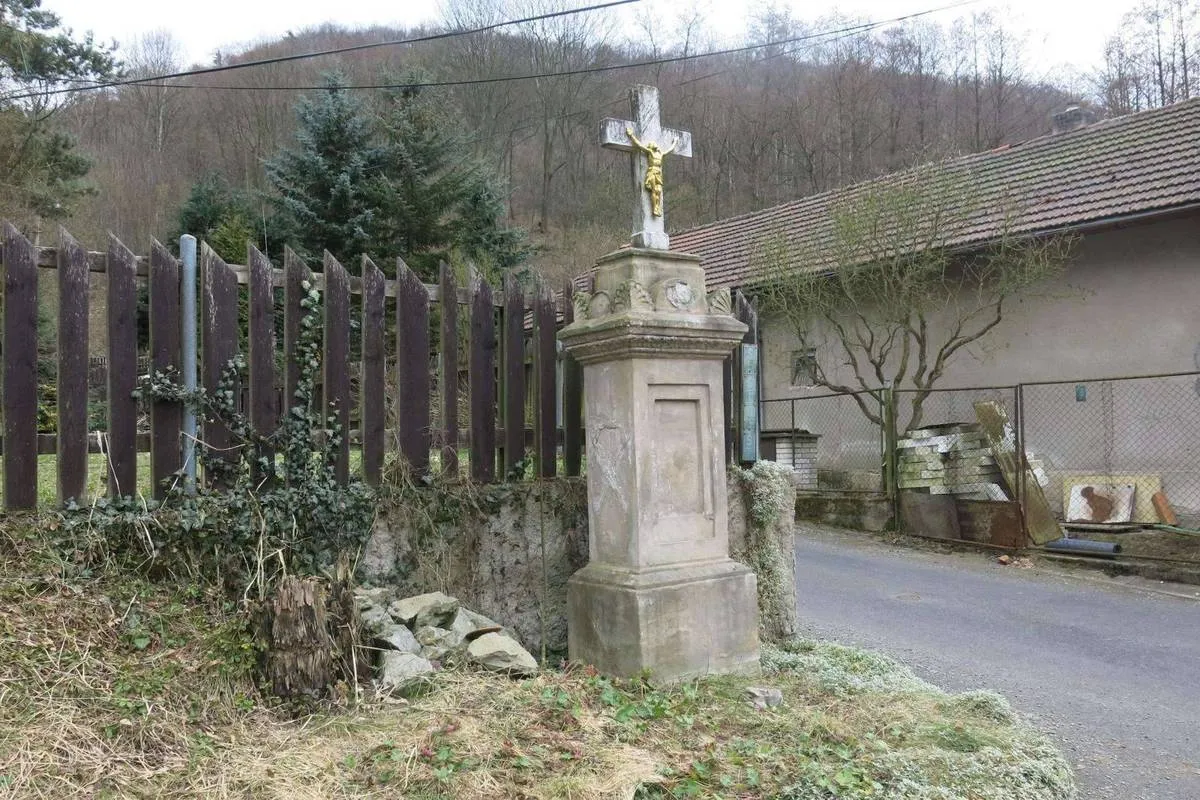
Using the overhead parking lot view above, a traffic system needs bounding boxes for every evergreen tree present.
[171,172,259,262]
[373,79,528,276]
[265,75,528,279]
[0,0,117,221]
[264,77,383,263]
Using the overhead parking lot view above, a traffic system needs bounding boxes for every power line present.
[70,0,981,95]
[4,0,644,101]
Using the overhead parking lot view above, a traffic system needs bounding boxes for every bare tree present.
[752,162,1075,433]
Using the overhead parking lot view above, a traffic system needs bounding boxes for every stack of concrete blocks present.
[897,423,1050,501]
[760,431,819,490]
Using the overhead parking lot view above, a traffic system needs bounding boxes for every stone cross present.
[601,84,693,251]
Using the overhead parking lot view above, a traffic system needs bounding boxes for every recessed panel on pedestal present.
[646,383,715,550]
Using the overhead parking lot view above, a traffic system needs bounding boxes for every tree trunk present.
[257,561,363,699]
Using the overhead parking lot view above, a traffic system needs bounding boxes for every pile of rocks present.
[355,589,539,693]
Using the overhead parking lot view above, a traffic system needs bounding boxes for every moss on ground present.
[0,514,1075,799]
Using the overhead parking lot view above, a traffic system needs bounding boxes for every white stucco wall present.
[756,213,1200,516]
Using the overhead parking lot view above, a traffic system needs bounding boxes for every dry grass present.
[0,514,1076,799]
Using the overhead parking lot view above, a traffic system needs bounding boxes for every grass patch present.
[0,453,153,508]
[0,516,1075,799]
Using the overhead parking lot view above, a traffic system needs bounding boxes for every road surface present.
[793,524,1200,799]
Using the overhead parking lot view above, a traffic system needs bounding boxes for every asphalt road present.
[793,524,1200,800]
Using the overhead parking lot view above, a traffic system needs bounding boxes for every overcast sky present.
[43,0,1130,78]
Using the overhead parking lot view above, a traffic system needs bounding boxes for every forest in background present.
[14,0,1200,281]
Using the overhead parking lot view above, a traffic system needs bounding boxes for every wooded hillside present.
[36,0,1200,278]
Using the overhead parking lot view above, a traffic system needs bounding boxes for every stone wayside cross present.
[601,84,693,250]
[564,86,759,684]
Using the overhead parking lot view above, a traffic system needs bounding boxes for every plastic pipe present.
[1043,538,1121,557]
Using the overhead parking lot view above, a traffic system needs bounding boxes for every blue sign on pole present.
[740,344,760,463]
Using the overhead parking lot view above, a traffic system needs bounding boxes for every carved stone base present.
[567,560,760,683]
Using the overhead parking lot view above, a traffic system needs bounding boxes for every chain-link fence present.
[1021,374,1200,527]
[760,391,884,492]
[763,371,1200,534]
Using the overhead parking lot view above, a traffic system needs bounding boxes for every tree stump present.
[257,562,365,699]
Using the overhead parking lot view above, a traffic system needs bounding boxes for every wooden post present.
[396,258,431,472]
[248,244,277,479]
[534,286,557,478]
[283,248,312,411]
[56,228,90,504]
[361,256,386,486]
[469,271,497,482]
[201,243,240,488]
[439,262,459,477]
[323,252,351,485]
[149,240,182,498]
[256,569,362,699]
[107,234,139,498]
[561,279,583,477]
[502,273,526,476]
[2,223,38,509]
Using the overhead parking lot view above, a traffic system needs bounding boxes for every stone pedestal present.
[560,247,760,682]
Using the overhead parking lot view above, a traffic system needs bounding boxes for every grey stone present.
[415,625,460,661]
[449,610,478,642]
[359,604,395,637]
[377,623,421,655]
[744,686,783,710]
[388,592,459,630]
[466,632,539,677]
[462,608,502,630]
[354,586,391,612]
[377,651,434,692]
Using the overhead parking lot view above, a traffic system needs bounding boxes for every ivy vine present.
[58,281,374,598]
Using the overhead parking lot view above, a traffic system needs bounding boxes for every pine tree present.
[265,75,528,278]
[373,80,529,277]
[265,77,383,263]
[0,0,117,221]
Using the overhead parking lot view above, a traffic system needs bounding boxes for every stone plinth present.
[560,247,760,682]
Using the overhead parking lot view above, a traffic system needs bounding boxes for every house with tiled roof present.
[673,99,1200,395]
[669,99,1200,508]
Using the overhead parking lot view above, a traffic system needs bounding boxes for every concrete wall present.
[361,475,790,656]
[362,480,589,659]
[758,213,1200,517]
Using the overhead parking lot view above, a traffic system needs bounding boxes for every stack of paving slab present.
[897,423,1008,501]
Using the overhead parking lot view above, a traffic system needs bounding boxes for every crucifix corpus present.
[601,84,692,251]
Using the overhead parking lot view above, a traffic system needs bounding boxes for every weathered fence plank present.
[396,259,431,473]
[283,247,312,409]
[201,243,240,488]
[56,228,90,504]
[561,280,583,477]
[2,223,38,508]
[534,287,557,478]
[106,234,139,497]
[469,272,497,482]
[149,240,182,498]
[361,256,385,485]
[323,252,351,485]
[248,245,277,477]
[502,273,526,475]
[440,262,459,476]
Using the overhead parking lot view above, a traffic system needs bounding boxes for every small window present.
[791,348,818,387]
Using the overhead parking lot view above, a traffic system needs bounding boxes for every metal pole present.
[180,235,198,494]
[1015,384,1026,543]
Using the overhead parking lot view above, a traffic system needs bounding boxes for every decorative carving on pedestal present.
[612,280,654,314]
[707,288,732,316]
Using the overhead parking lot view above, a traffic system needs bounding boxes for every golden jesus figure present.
[626,125,677,217]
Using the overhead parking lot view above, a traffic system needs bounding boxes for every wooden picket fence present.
[0,223,583,509]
